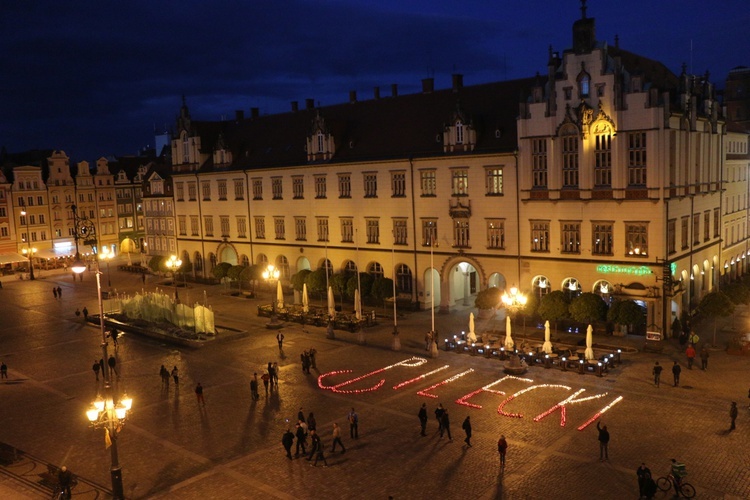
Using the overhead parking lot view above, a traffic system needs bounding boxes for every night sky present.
[2,0,748,163]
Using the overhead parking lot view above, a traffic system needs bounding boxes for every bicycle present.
[656,473,696,498]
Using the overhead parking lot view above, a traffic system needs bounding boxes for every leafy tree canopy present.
[212,262,232,280]
[569,292,608,323]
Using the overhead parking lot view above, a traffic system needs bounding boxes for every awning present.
[0,253,30,264]
[35,249,75,259]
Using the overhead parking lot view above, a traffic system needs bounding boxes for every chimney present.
[291,101,299,112]
[422,78,434,93]
[452,74,463,92]
[250,107,259,118]
[391,84,398,97]
[349,90,357,103]
[305,98,315,110]
[235,110,244,121]
[373,86,380,99]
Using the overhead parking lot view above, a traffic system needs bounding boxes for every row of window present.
[531,221,648,256]
[174,167,505,203]
[531,131,647,189]
[666,209,722,254]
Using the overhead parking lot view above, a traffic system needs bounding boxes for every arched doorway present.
[436,256,484,311]
[218,244,238,265]
[297,256,311,272]
[487,272,506,290]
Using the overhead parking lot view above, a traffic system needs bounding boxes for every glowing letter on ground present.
[456,375,533,409]
[497,384,571,418]
[318,357,427,394]
[533,389,610,426]
[416,369,474,398]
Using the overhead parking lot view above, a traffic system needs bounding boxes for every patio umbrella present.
[467,312,477,343]
[327,286,336,319]
[585,324,595,360]
[542,320,553,354]
[354,288,362,320]
[276,280,284,310]
[504,314,514,350]
[302,283,309,313]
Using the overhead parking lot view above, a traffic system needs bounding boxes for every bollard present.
[544,354,551,369]
[596,362,603,377]
[561,356,567,371]
[578,359,585,374]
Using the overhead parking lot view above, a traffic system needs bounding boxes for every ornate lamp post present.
[262,264,280,327]
[165,255,182,301]
[71,205,130,500]
[19,207,36,280]
[99,245,114,288]
[501,286,528,335]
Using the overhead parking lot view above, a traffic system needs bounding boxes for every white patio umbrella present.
[467,312,477,343]
[302,283,309,313]
[504,314,514,350]
[354,288,362,320]
[327,286,336,319]
[276,280,284,310]
[542,320,553,354]
[585,324,595,360]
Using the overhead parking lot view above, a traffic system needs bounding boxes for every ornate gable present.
[443,102,476,153]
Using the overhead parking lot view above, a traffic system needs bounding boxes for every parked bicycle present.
[656,473,696,498]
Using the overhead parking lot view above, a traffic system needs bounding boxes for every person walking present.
[1,361,7,379]
[57,466,73,499]
[298,407,305,423]
[56,286,62,298]
[301,351,310,374]
[251,373,260,400]
[418,403,428,436]
[272,361,279,386]
[330,422,346,453]
[107,355,117,379]
[306,429,320,461]
[435,403,445,435]
[652,362,662,387]
[282,428,295,459]
[462,416,472,447]
[686,344,696,369]
[309,347,317,370]
[195,382,205,406]
[160,365,169,387]
[99,358,105,376]
[91,360,100,381]
[347,407,359,439]
[440,409,452,441]
[311,431,328,467]
[672,361,681,387]
[700,346,709,370]
[276,332,284,351]
[307,412,317,432]
[497,435,508,467]
[730,401,738,430]
[295,422,307,457]
[636,463,654,499]
[596,420,609,461]
[82,306,89,321]
[171,366,179,385]
[53,287,58,299]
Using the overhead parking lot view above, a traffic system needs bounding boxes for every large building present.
[151,7,749,334]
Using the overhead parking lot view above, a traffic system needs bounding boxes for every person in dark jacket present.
[462,416,472,447]
[597,420,610,461]
[294,422,307,457]
[497,435,508,467]
[652,362,663,387]
[307,412,317,431]
[58,466,73,498]
[636,463,654,499]
[730,401,738,430]
[434,403,445,434]
[418,403,428,436]
[281,429,294,459]
[672,361,681,387]
[440,409,452,441]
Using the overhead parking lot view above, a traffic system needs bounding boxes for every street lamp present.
[71,204,129,499]
[19,208,36,280]
[262,264,281,328]
[100,245,114,288]
[501,286,528,335]
[165,255,182,301]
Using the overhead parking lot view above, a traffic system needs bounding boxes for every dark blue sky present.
[1,0,748,163]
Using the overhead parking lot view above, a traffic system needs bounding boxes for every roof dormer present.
[306,111,335,161]
[443,103,476,153]
[213,133,232,167]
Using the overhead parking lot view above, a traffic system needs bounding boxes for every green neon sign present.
[596,264,653,276]
[670,262,677,275]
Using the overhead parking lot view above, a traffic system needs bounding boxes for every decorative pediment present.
[449,198,472,218]
[590,101,617,136]
[556,105,580,136]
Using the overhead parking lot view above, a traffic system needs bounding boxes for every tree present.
[212,262,232,280]
[569,292,608,324]
[520,292,539,318]
[291,269,312,291]
[474,287,502,310]
[240,264,263,293]
[371,277,395,309]
[331,272,349,303]
[148,255,164,273]
[227,265,244,291]
[722,281,750,305]
[607,300,645,334]
[537,291,569,331]
[698,291,735,346]
[347,273,373,302]
[306,269,328,297]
